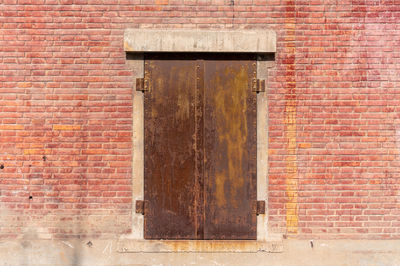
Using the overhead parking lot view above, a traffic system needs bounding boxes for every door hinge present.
[136,78,149,92]
[254,200,265,215]
[252,79,265,93]
[135,200,147,215]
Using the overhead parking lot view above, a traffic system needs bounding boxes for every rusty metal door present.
[143,54,257,240]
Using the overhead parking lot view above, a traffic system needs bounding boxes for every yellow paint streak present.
[298,143,311,149]
[0,125,24,130]
[214,66,248,208]
[123,41,134,52]
[310,47,325,52]
[285,105,298,234]
[53,125,81,131]
[284,2,299,235]
[18,82,32,88]
[163,240,259,252]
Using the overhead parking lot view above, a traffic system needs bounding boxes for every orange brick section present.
[0,125,24,130]
[0,1,400,240]
[53,125,81,131]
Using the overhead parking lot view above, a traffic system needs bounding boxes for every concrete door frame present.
[123,29,277,251]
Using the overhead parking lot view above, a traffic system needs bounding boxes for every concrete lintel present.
[117,240,283,253]
[124,29,276,53]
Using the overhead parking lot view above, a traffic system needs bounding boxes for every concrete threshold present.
[117,239,283,253]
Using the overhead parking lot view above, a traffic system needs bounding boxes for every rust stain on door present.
[212,66,249,209]
[203,59,257,240]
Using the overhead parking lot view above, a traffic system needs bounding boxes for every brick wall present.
[0,0,399,239]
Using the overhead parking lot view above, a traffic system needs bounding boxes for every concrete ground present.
[0,239,399,266]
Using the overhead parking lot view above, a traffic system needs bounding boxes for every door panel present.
[144,59,198,239]
[203,60,257,240]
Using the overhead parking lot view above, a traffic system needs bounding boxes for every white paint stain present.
[102,241,112,255]
[61,241,74,249]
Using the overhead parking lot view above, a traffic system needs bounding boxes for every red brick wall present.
[0,0,399,239]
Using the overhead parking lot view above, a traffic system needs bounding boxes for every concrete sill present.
[117,239,283,253]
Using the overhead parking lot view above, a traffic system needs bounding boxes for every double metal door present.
[143,54,257,240]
